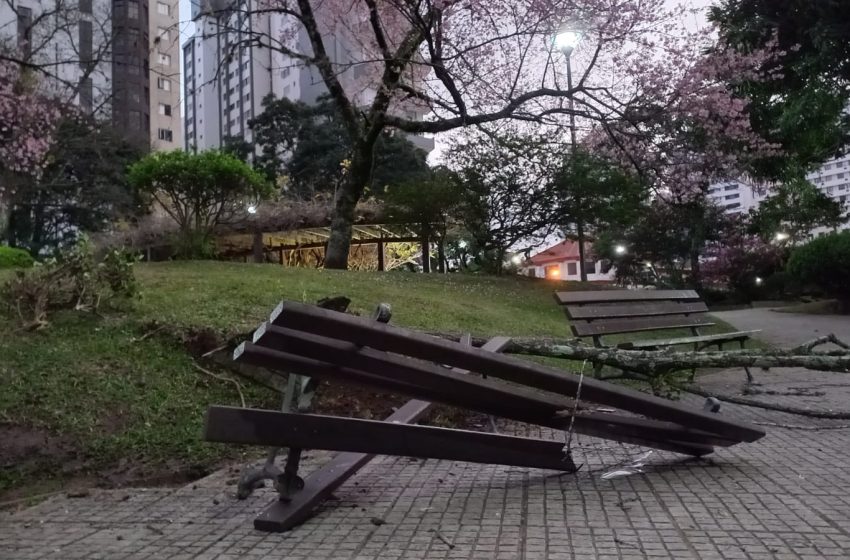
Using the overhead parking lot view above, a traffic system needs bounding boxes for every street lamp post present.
[555,25,586,280]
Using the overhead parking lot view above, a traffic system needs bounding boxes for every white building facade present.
[182,0,434,153]
[708,152,850,235]
[0,0,113,118]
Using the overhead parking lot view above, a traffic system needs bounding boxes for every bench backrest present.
[554,290,712,339]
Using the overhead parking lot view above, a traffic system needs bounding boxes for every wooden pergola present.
[216,222,442,272]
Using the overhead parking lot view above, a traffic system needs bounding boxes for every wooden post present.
[252,232,264,263]
[377,236,385,272]
[278,247,284,266]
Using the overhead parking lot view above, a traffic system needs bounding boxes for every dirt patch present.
[0,424,77,470]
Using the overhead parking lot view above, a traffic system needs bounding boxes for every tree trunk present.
[252,231,264,263]
[437,238,446,273]
[576,221,588,282]
[689,248,702,290]
[324,142,376,270]
[421,224,431,273]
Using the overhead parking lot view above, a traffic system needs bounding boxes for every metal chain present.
[563,359,588,457]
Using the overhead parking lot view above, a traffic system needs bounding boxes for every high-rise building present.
[1,0,115,118]
[708,153,850,235]
[1,0,179,151]
[149,0,182,150]
[182,1,434,153]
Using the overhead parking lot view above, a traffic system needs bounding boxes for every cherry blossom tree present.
[209,0,780,268]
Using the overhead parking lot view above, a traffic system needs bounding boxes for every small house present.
[520,239,615,282]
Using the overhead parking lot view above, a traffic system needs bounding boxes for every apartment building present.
[0,0,114,117]
[708,152,850,235]
[149,0,182,150]
[183,0,434,153]
[1,0,178,150]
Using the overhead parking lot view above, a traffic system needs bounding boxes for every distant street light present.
[775,232,790,242]
[755,276,764,286]
[247,205,258,214]
[511,255,523,265]
[614,244,627,256]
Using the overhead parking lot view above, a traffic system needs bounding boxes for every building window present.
[157,2,170,15]
[585,261,597,274]
[724,184,738,191]
[157,77,171,91]
[158,128,173,142]
[158,53,171,65]
[725,193,739,200]
[128,0,139,19]
[567,262,577,276]
[157,27,170,41]
[79,0,93,13]
[158,103,172,116]
[78,20,93,67]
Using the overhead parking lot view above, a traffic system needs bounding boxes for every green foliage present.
[127,150,272,259]
[596,199,729,288]
[3,116,146,254]
[249,95,430,197]
[552,149,648,280]
[748,178,846,242]
[786,230,850,309]
[710,0,850,178]
[0,246,34,268]
[2,236,138,328]
[552,149,647,234]
[447,133,557,274]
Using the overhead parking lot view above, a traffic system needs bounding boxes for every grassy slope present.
[0,262,747,499]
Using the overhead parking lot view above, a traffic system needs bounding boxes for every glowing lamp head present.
[774,232,790,242]
[555,28,582,55]
[511,255,523,265]
[755,276,764,286]
[247,205,258,214]
[614,244,627,256]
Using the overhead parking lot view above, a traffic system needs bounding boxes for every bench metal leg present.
[739,339,754,384]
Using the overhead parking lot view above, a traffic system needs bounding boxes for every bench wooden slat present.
[570,315,716,337]
[270,301,766,443]
[565,301,708,320]
[236,340,738,449]
[617,330,761,350]
[205,408,584,471]
[555,289,700,305]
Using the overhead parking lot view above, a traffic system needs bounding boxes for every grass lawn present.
[0,262,753,502]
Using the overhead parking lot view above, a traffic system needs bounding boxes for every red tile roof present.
[526,240,595,266]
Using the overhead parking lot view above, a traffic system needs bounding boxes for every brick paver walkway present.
[3,367,850,560]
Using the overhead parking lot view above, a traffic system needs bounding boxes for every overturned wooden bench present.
[204,300,766,532]
[555,289,761,380]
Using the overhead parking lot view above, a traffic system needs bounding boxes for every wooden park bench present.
[203,300,765,532]
[555,289,761,379]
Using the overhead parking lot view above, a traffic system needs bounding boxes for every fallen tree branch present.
[193,362,247,408]
[677,384,850,419]
[753,421,850,430]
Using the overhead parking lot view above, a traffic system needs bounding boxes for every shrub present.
[2,237,139,329]
[127,150,272,259]
[0,246,34,269]
[786,231,850,312]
